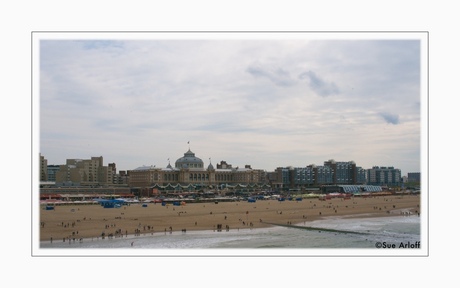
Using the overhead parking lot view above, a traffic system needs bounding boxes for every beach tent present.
[95,199,126,208]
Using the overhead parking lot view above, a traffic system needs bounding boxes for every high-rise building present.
[292,166,316,187]
[367,166,401,186]
[311,164,334,185]
[324,159,361,184]
[46,165,60,182]
[40,153,48,181]
[269,160,367,190]
[54,156,114,186]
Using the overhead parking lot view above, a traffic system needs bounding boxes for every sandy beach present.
[39,194,420,242]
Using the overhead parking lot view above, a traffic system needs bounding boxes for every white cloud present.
[37,33,424,175]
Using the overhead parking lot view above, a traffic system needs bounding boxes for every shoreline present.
[39,194,421,242]
[39,213,420,247]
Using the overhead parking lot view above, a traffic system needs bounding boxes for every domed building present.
[128,147,267,195]
[175,149,204,169]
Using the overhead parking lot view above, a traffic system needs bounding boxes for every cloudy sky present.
[36,32,425,176]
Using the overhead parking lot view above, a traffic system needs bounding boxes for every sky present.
[36,32,425,176]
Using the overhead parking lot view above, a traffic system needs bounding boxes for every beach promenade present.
[39,194,420,242]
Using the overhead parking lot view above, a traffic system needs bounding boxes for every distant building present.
[268,160,366,190]
[367,166,401,187]
[216,160,232,169]
[40,153,47,181]
[324,159,366,185]
[39,150,404,194]
[407,172,421,183]
[292,166,316,187]
[40,155,125,186]
[46,165,60,182]
[128,149,267,195]
[314,164,334,185]
[53,156,117,186]
[116,170,129,185]
[270,167,291,189]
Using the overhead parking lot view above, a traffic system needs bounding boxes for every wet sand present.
[39,194,420,242]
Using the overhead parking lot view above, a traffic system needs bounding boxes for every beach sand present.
[39,194,420,242]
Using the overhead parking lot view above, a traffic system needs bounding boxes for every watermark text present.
[375,241,420,249]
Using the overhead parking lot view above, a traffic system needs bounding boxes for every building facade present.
[324,159,366,185]
[407,172,421,183]
[40,153,48,182]
[40,151,403,195]
[46,165,60,182]
[367,166,401,187]
[53,156,117,186]
[268,160,367,190]
[128,149,267,194]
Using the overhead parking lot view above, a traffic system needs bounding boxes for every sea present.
[38,214,424,256]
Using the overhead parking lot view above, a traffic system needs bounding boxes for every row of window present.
[189,173,209,181]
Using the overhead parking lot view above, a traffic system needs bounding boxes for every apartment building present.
[324,159,366,184]
[269,159,367,190]
[51,156,117,186]
[367,166,401,186]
